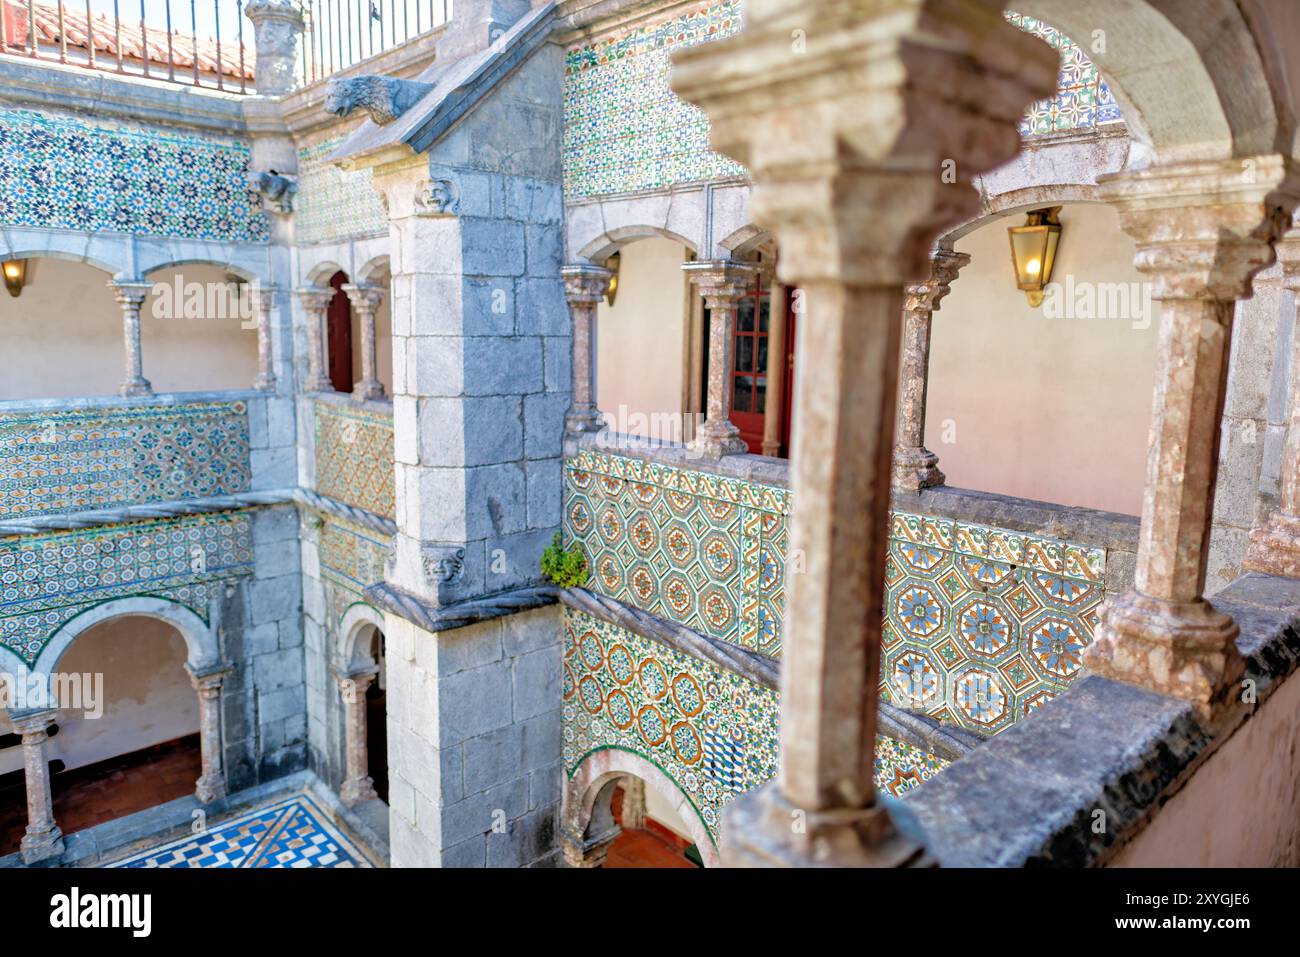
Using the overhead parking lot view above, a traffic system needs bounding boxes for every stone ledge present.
[905,572,1300,866]
[365,581,559,633]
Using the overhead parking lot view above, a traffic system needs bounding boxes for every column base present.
[1084,591,1244,716]
[119,377,153,398]
[340,776,379,807]
[560,824,621,868]
[195,774,227,805]
[691,420,748,458]
[355,379,387,402]
[21,825,64,865]
[1243,513,1300,578]
[306,377,334,393]
[891,445,945,491]
[252,372,278,392]
[721,782,931,868]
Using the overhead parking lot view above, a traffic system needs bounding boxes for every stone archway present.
[562,748,718,868]
[335,604,387,807]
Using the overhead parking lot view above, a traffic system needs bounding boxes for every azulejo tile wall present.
[0,110,269,243]
[563,609,947,841]
[1007,11,1123,134]
[562,0,746,199]
[882,511,1106,735]
[318,513,389,632]
[563,608,778,840]
[313,401,395,520]
[0,513,253,665]
[564,448,788,657]
[295,133,389,245]
[0,402,252,520]
[563,449,1108,738]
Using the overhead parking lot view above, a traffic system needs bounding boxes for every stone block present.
[460,217,526,277]
[258,683,306,725]
[525,458,562,528]
[463,336,543,396]
[441,834,486,868]
[431,618,504,676]
[462,722,525,794]
[464,395,524,466]
[512,645,561,723]
[250,574,301,625]
[516,277,568,336]
[439,662,514,744]
[464,462,527,539]
[542,335,572,394]
[501,606,562,659]
[519,708,562,774]
[441,778,528,847]
[523,393,567,460]
[485,804,558,868]
[463,277,517,336]
[407,334,466,397]
[253,647,304,693]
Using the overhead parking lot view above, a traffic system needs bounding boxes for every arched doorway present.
[326,270,354,393]
[365,628,387,803]
[337,607,388,808]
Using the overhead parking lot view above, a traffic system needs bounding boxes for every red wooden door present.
[327,270,353,394]
[728,275,770,453]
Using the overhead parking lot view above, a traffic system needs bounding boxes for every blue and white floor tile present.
[108,793,372,869]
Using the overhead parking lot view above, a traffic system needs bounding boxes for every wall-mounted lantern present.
[604,252,621,307]
[2,259,27,298]
[1007,207,1062,307]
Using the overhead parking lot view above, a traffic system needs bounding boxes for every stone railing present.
[312,395,395,523]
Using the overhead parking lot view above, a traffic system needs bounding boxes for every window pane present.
[734,375,754,412]
[737,299,756,333]
[755,375,767,414]
[756,338,769,374]
[759,299,770,333]
[736,336,754,373]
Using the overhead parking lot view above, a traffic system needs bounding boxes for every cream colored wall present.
[0,259,258,401]
[643,776,695,842]
[596,237,690,440]
[0,617,197,777]
[925,203,1159,516]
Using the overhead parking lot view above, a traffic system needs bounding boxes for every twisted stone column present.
[111,280,154,398]
[245,1,305,96]
[344,283,387,401]
[1245,238,1300,577]
[1086,159,1300,716]
[296,287,335,393]
[684,260,757,458]
[187,664,231,804]
[252,284,279,392]
[672,0,1057,866]
[892,247,970,491]
[10,709,63,864]
[561,264,613,436]
[337,668,380,806]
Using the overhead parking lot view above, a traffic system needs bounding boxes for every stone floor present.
[604,825,698,868]
[107,792,374,868]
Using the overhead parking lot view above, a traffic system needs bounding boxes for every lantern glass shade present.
[604,252,620,307]
[1007,208,1062,307]
[2,259,26,298]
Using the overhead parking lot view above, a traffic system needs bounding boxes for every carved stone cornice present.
[682,260,757,306]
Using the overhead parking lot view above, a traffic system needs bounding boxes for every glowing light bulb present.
[1026,257,1041,276]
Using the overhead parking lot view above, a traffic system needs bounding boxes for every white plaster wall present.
[0,617,198,777]
[0,259,258,400]
[596,237,690,438]
[926,203,1160,516]
[642,779,694,841]
[1109,668,1300,867]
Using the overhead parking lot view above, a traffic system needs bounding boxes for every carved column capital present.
[561,263,613,304]
[8,708,58,738]
[1097,156,1300,301]
[342,282,385,314]
[295,287,335,312]
[682,259,757,306]
[109,279,154,309]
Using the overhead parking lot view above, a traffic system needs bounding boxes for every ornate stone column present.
[892,246,969,490]
[245,0,305,96]
[1086,159,1300,715]
[10,709,63,864]
[672,0,1056,866]
[761,279,789,457]
[111,280,154,398]
[1245,237,1300,577]
[684,260,757,458]
[620,776,647,829]
[187,664,231,804]
[561,263,612,436]
[252,283,279,392]
[336,668,380,806]
[296,287,334,393]
[343,283,387,401]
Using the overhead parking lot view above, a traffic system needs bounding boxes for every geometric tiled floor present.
[107,793,372,868]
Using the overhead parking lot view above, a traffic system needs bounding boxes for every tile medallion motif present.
[0,109,269,243]
[564,450,1108,737]
[314,401,395,520]
[563,448,788,657]
[1007,11,1124,134]
[0,513,254,665]
[0,402,251,520]
[882,511,1106,735]
[109,793,372,868]
[295,133,388,245]
[319,514,389,632]
[562,0,746,199]
[563,609,947,841]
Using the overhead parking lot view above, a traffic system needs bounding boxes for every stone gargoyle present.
[323,74,434,126]
[247,169,298,215]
